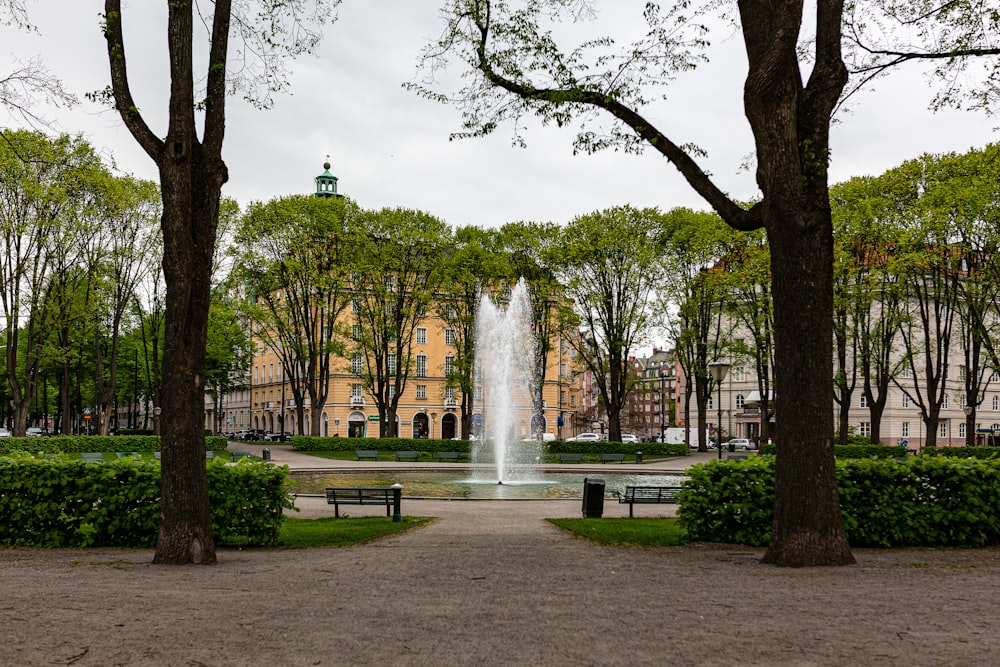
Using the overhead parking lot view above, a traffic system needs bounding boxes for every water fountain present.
[471,279,545,483]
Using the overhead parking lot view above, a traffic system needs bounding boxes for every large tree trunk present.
[153,144,223,565]
[742,0,854,566]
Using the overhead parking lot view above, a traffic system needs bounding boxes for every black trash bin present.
[728,441,735,452]
[582,477,606,518]
[262,448,271,461]
[635,451,643,464]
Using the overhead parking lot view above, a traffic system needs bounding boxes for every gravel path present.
[2,447,999,666]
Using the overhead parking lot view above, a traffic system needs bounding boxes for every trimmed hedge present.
[0,435,228,455]
[678,456,1000,548]
[291,435,688,457]
[759,443,907,458]
[0,453,293,547]
[918,445,1000,460]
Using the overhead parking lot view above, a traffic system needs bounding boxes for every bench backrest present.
[325,487,393,503]
[356,450,379,458]
[80,453,104,462]
[623,485,681,502]
[435,451,459,458]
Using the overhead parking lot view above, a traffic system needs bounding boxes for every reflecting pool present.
[288,470,688,500]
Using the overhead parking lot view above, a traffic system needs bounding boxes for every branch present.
[103,1,162,160]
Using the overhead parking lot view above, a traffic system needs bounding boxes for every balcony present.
[350,396,365,406]
[444,398,458,407]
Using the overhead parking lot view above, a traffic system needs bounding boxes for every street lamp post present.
[708,360,731,460]
[964,405,974,448]
[659,369,667,444]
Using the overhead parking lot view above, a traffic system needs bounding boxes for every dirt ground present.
[3,495,1000,666]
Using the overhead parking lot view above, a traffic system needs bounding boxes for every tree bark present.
[741,0,855,566]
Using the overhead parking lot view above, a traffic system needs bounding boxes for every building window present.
[939,422,947,438]
[416,327,427,345]
[942,394,949,410]
[444,355,455,376]
[416,354,427,378]
[959,365,967,381]
[570,395,577,407]
[388,385,396,398]
[560,390,566,405]
[901,422,909,438]
[859,422,871,437]
[351,353,363,375]
[860,394,868,408]
[901,366,912,378]
[445,328,456,346]
[351,324,362,341]
[707,396,714,410]
[735,394,744,409]
[445,386,456,401]
[560,362,567,378]
[902,394,909,408]
[416,385,427,400]
[959,423,966,438]
[352,298,361,313]
[993,396,999,411]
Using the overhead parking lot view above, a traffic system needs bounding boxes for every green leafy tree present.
[91,176,160,435]
[350,208,452,437]
[0,130,105,435]
[437,225,509,438]
[496,221,564,436]
[553,206,666,443]
[205,290,253,434]
[660,208,732,451]
[234,195,357,436]
[101,0,337,564]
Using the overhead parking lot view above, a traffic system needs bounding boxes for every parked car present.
[264,432,290,442]
[620,433,639,444]
[727,438,756,451]
[567,432,601,442]
[25,427,43,437]
[0,427,10,437]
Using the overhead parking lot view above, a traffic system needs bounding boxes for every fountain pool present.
[287,470,689,500]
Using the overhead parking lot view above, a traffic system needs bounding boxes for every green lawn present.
[275,516,434,547]
[547,517,687,547]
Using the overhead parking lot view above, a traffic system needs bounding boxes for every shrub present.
[0,435,228,455]
[0,453,293,547]
[291,435,688,458]
[677,456,1000,548]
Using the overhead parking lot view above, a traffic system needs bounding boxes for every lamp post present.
[708,360,731,460]
[659,368,667,444]
[964,405,974,448]
[153,406,162,437]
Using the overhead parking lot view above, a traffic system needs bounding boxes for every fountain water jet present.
[472,279,544,483]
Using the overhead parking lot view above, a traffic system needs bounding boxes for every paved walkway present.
[3,444,999,665]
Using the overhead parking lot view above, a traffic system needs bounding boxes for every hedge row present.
[0,454,292,547]
[0,435,229,455]
[290,435,688,457]
[759,443,907,458]
[678,456,1000,548]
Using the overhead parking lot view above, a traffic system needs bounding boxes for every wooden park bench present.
[395,450,420,461]
[325,487,396,518]
[559,453,583,463]
[601,453,625,464]
[435,451,460,462]
[726,452,749,461]
[230,451,254,461]
[355,450,379,461]
[80,452,105,462]
[616,485,682,517]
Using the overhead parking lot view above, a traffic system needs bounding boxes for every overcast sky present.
[6,1,997,231]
